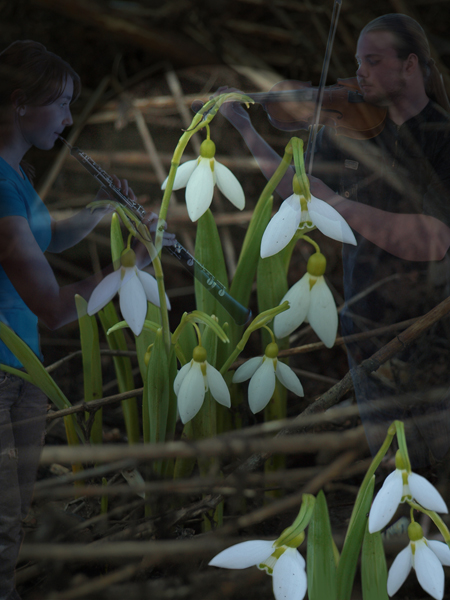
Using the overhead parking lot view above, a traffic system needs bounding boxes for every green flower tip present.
[120,248,136,268]
[265,342,279,358]
[193,345,207,363]
[307,252,326,277]
[408,521,423,542]
[200,139,216,159]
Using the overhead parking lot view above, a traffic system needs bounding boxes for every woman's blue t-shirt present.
[0,157,52,367]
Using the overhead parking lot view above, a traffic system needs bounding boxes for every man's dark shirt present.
[313,100,450,357]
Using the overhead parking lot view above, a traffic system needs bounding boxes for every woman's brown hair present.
[0,40,80,182]
[361,14,450,113]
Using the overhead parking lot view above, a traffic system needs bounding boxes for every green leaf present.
[230,196,273,308]
[337,475,375,600]
[110,212,125,264]
[76,295,103,445]
[0,322,84,444]
[98,301,140,445]
[194,209,230,327]
[307,490,337,600]
[142,328,169,446]
[361,525,389,600]
[135,303,162,381]
[257,252,288,348]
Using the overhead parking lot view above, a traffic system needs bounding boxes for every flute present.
[58,136,252,326]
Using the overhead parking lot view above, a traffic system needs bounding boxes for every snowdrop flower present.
[387,522,450,600]
[232,341,303,414]
[261,174,356,259]
[161,138,245,222]
[87,248,169,336]
[369,451,448,534]
[274,252,338,348]
[209,539,307,600]
[174,345,231,423]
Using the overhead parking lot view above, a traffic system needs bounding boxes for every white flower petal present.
[387,545,412,596]
[119,271,148,336]
[87,270,121,315]
[275,361,304,397]
[272,548,307,600]
[206,364,231,407]
[185,158,214,221]
[174,361,192,396]
[214,160,245,210]
[408,473,448,514]
[308,277,338,348]
[248,359,276,414]
[260,194,301,259]
[136,269,161,307]
[161,160,197,190]
[308,195,357,245]
[232,356,264,383]
[209,540,275,569]
[414,540,445,600]
[273,274,311,339]
[368,470,403,533]
[177,363,205,424]
[427,540,450,566]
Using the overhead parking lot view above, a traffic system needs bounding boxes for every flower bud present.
[307,252,326,277]
[193,345,207,363]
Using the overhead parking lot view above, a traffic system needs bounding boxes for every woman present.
[0,40,144,599]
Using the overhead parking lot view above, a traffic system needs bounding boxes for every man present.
[220,14,450,465]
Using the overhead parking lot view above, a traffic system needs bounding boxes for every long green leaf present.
[361,525,389,600]
[337,475,375,600]
[142,328,169,476]
[98,301,140,444]
[76,295,103,445]
[307,490,337,600]
[230,197,273,308]
[0,322,84,444]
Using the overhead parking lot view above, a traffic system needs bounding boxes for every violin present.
[246,77,387,140]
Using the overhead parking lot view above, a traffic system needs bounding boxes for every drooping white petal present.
[161,160,197,191]
[308,195,357,245]
[176,362,206,424]
[174,361,192,396]
[214,160,245,210]
[118,271,148,336]
[232,356,264,383]
[136,269,161,307]
[248,359,276,414]
[427,540,450,566]
[387,545,412,596]
[308,277,338,348]
[408,473,448,514]
[260,194,301,259]
[87,270,122,315]
[273,274,311,339]
[272,548,307,600]
[206,364,231,407]
[414,540,445,600]
[368,469,403,533]
[209,540,275,569]
[185,158,214,221]
[275,361,304,397]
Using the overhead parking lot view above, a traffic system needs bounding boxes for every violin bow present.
[304,0,342,175]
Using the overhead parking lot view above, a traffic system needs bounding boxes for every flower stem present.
[299,234,321,254]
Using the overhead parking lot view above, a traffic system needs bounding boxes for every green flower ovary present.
[307,252,326,277]
[200,139,216,159]
[120,248,137,268]
[408,521,423,543]
[193,345,207,363]
[265,342,279,359]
